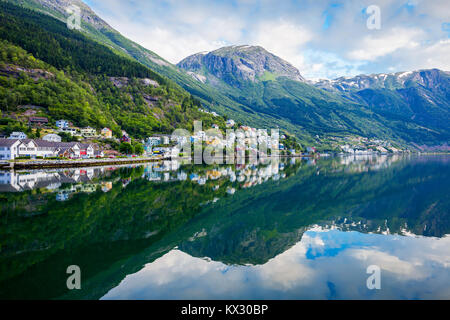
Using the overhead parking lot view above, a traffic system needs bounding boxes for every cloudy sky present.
[84,0,450,79]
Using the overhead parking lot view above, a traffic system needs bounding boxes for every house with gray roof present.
[0,139,22,160]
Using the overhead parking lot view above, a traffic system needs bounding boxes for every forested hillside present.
[0,2,224,138]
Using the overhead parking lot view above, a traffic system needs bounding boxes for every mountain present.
[314,69,450,93]
[179,45,450,147]
[0,2,225,138]
[5,0,256,128]
[313,69,450,149]
[4,0,450,150]
[4,0,335,146]
[178,45,305,86]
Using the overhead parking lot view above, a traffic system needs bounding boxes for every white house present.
[147,137,162,146]
[0,139,97,160]
[226,119,235,128]
[81,127,97,138]
[171,135,188,145]
[0,139,22,160]
[43,134,62,143]
[56,120,69,129]
[170,146,181,158]
[79,143,95,158]
[33,140,61,158]
[161,135,170,145]
[9,132,27,140]
[94,150,104,158]
[195,131,206,141]
[17,139,38,158]
[59,127,78,136]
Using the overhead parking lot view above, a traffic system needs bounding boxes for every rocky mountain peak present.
[177,45,305,86]
[313,69,450,93]
[32,0,111,30]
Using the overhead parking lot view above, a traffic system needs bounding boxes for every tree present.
[58,132,78,142]
[133,143,144,156]
[119,142,134,155]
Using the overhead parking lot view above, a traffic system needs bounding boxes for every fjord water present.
[0,155,449,300]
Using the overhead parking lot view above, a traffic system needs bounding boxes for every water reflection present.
[103,231,450,300]
[0,155,448,300]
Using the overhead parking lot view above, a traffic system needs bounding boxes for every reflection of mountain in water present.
[0,155,448,299]
[179,155,449,264]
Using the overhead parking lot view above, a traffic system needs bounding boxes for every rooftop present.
[0,139,21,147]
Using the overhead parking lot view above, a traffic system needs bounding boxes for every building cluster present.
[144,125,290,157]
[56,119,113,139]
[323,136,405,154]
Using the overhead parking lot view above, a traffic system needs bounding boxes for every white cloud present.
[348,28,424,61]
[250,20,313,71]
[413,39,450,70]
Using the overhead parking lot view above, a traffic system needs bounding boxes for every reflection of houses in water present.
[143,161,182,183]
[151,160,180,172]
[1,158,295,198]
[226,187,236,195]
[144,165,161,181]
[177,171,187,181]
[147,171,162,182]
[0,171,63,192]
[56,191,69,202]
[56,182,99,201]
[0,167,104,193]
[164,172,171,181]
[79,184,97,193]
[338,154,403,173]
[122,178,131,188]
[101,181,112,193]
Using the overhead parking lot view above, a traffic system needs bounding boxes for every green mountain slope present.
[0,2,225,138]
[179,46,449,147]
[314,69,450,149]
[4,0,350,146]
[4,0,258,128]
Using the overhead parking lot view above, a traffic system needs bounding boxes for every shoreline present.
[0,155,310,170]
[0,152,446,170]
[0,157,169,170]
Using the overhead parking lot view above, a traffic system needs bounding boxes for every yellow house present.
[101,127,112,139]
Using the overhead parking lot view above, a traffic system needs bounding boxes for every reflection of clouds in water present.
[102,230,450,300]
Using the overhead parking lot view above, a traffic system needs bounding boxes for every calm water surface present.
[0,155,449,299]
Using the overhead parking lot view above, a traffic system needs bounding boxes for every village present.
[0,113,306,162]
[0,108,407,163]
